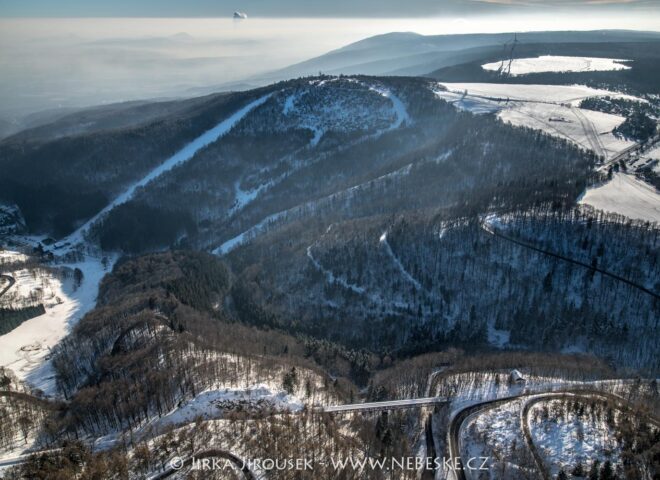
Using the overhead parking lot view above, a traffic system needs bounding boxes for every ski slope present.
[482,56,630,76]
[579,173,660,223]
[57,94,273,248]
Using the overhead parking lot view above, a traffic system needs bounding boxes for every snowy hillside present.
[0,250,112,396]
[435,83,639,160]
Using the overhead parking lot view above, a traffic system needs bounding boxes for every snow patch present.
[153,385,303,429]
[579,173,660,223]
[482,56,631,76]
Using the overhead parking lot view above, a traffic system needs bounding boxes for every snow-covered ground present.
[0,251,113,396]
[482,56,630,76]
[435,83,638,160]
[461,399,531,480]
[437,83,639,105]
[499,103,632,158]
[0,250,28,265]
[579,173,660,223]
[152,385,303,430]
[379,231,423,290]
[528,398,623,477]
[631,143,660,173]
[57,94,273,249]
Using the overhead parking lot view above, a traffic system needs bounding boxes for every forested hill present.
[0,76,595,248]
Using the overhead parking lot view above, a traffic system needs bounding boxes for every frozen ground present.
[435,83,637,160]
[0,251,28,265]
[0,251,113,396]
[579,173,660,223]
[482,56,630,76]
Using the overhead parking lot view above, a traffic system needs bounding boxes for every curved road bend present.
[521,391,660,480]
[448,396,521,480]
[0,274,15,298]
[449,390,660,480]
[151,449,254,480]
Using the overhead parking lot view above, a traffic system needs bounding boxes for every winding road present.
[448,389,660,480]
[0,274,15,299]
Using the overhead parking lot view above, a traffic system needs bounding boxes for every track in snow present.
[572,106,605,158]
[379,230,423,291]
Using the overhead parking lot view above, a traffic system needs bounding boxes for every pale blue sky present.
[1,0,657,17]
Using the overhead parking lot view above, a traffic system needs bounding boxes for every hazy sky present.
[0,2,658,127]
[1,0,658,17]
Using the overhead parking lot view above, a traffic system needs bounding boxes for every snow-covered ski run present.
[56,94,273,250]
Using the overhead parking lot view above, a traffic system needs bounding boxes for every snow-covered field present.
[438,83,639,105]
[0,251,112,396]
[482,56,630,76]
[435,83,638,160]
[579,173,660,223]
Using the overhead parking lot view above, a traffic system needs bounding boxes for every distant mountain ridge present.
[259,30,660,80]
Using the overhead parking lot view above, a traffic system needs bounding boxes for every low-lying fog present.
[0,14,657,133]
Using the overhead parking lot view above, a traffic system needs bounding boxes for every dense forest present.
[227,204,659,372]
[51,251,352,435]
[84,76,596,254]
[0,88,274,236]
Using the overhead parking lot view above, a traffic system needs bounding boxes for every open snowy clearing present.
[0,252,112,396]
[436,83,638,160]
[438,83,640,105]
[482,56,630,76]
[0,251,28,265]
[528,399,623,477]
[579,173,660,224]
[498,103,633,159]
[152,385,303,430]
